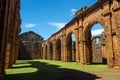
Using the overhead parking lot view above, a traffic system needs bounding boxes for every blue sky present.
[20,0,103,40]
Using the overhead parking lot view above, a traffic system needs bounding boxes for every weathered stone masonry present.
[41,0,120,68]
[0,0,21,79]
[91,33,107,63]
[18,31,43,60]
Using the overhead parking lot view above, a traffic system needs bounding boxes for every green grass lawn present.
[5,59,120,80]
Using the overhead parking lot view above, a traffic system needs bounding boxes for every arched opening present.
[85,23,107,64]
[49,42,53,60]
[67,32,76,62]
[56,38,61,60]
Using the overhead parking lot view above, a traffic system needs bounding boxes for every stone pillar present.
[4,0,12,68]
[9,28,16,67]
[112,35,119,67]
[79,27,84,64]
[0,0,6,79]
[61,36,64,61]
[47,43,50,60]
[104,15,115,68]
[14,32,20,63]
[40,46,43,59]
[75,29,80,63]
[48,42,53,60]
[116,25,120,67]
[63,35,67,62]
[4,0,16,68]
[4,44,11,68]
[49,44,52,60]
[45,45,47,59]
[0,0,21,79]
[83,40,92,64]
[12,4,21,64]
[79,41,84,64]
[9,27,16,68]
[53,40,57,60]
[115,9,120,68]
[45,45,48,59]
[43,45,46,59]
[106,35,114,68]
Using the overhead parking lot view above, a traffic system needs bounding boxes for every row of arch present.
[42,32,77,62]
[41,20,119,68]
[41,23,107,64]
[41,0,120,68]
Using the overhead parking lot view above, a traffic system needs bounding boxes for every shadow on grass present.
[5,60,101,80]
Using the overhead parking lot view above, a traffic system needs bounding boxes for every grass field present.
[5,59,120,80]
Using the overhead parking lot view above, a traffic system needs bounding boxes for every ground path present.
[61,68,120,80]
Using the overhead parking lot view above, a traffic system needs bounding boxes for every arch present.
[83,22,107,64]
[56,38,61,60]
[66,32,76,62]
[84,20,105,40]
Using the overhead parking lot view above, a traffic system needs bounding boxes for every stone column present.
[83,40,92,64]
[75,29,79,63]
[13,2,21,64]
[49,43,53,60]
[63,34,67,62]
[14,32,20,63]
[43,45,46,59]
[61,36,64,61]
[115,9,120,68]
[116,26,120,68]
[104,15,115,68]
[46,44,49,60]
[9,19,16,68]
[5,0,16,68]
[4,0,12,68]
[79,41,84,64]
[53,40,57,60]
[79,26,85,64]
[40,46,43,59]
[5,44,11,68]
[0,0,6,79]
[47,43,50,60]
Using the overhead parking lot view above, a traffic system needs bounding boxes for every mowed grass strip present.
[5,59,120,80]
[5,60,62,80]
[39,60,107,72]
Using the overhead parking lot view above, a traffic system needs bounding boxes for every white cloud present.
[23,23,39,28]
[48,22,67,30]
[70,8,77,15]
[91,29,104,36]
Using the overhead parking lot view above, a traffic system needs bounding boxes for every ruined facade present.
[18,31,43,60]
[41,0,120,68]
[92,32,107,64]
[0,0,21,79]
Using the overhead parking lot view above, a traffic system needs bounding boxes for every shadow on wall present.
[5,61,101,80]
[17,40,32,60]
